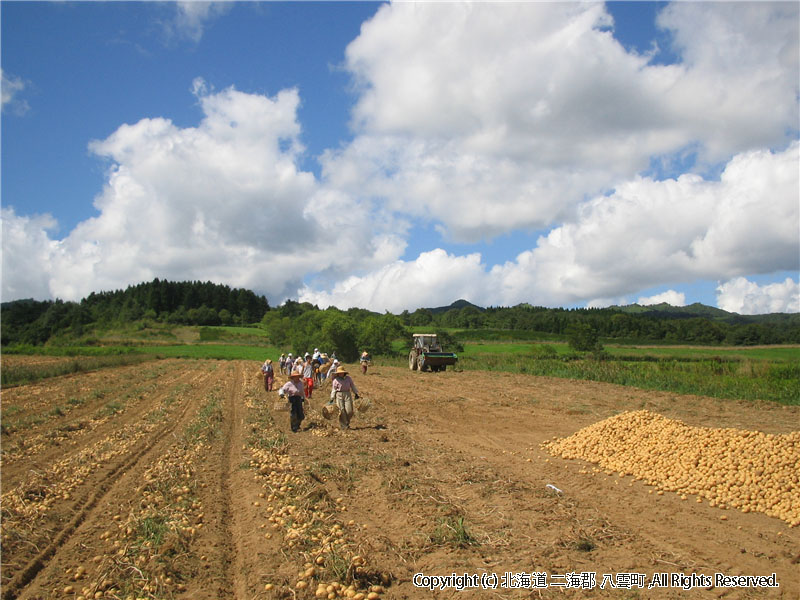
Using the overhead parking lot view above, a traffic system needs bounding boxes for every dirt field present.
[1,358,798,600]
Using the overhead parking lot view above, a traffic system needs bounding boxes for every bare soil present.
[1,359,798,600]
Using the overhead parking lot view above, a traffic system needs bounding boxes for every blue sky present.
[2,1,798,315]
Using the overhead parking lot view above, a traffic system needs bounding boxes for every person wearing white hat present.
[330,365,360,430]
[326,359,340,381]
[278,367,307,432]
[284,354,293,375]
[259,359,274,391]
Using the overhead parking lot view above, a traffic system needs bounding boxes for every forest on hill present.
[2,279,800,350]
[1,279,269,346]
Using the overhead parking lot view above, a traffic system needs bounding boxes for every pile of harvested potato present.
[544,410,799,527]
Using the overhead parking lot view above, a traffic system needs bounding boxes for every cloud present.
[656,2,799,161]
[167,1,232,43]
[1,208,57,301]
[299,249,487,312]
[637,290,686,307]
[491,142,799,306]
[716,277,800,315]
[304,143,799,312]
[322,1,798,243]
[2,83,404,304]
[3,2,798,315]
[1,69,30,116]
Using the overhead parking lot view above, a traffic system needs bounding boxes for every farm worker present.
[316,353,329,385]
[303,355,315,399]
[330,365,360,430]
[260,359,274,391]
[313,348,321,361]
[285,354,293,375]
[360,351,371,374]
[326,359,340,383]
[279,354,286,375]
[278,368,307,432]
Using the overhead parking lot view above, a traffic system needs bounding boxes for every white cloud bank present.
[322,1,798,242]
[717,277,800,315]
[2,81,405,303]
[302,143,799,312]
[2,2,798,315]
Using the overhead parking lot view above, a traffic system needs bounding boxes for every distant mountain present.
[426,299,485,314]
[423,299,799,325]
[610,302,800,325]
[613,302,733,319]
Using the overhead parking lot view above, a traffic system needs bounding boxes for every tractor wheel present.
[409,351,418,371]
[418,355,428,372]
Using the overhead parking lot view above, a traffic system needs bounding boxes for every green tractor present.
[409,334,458,372]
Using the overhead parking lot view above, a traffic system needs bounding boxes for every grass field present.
[460,340,800,361]
[384,340,800,405]
[138,343,278,361]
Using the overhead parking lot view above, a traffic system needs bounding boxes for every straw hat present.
[290,368,302,378]
[334,366,348,376]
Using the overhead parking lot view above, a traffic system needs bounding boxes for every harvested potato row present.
[544,410,799,527]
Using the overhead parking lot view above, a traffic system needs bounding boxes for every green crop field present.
[382,340,799,405]
[138,343,279,361]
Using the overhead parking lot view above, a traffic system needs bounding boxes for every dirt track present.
[1,358,798,599]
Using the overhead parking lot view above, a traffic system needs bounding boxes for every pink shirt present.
[331,375,359,395]
[279,379,305,398]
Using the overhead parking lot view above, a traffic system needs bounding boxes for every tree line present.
[3,281,799,350]
[399,303,800,345]
[1,279,269,345]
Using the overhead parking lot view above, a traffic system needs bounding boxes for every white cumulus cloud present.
[716,277,800,315]
[322,1,798,243]
[1,208,57,301]
[303,143,799,312]
[3,2,798,315]
[2,83,405,304]
[299,249,487,312]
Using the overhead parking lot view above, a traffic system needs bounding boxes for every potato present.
[545,410,799,526]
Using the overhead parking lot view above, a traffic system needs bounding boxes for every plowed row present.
[1,359,798,599]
